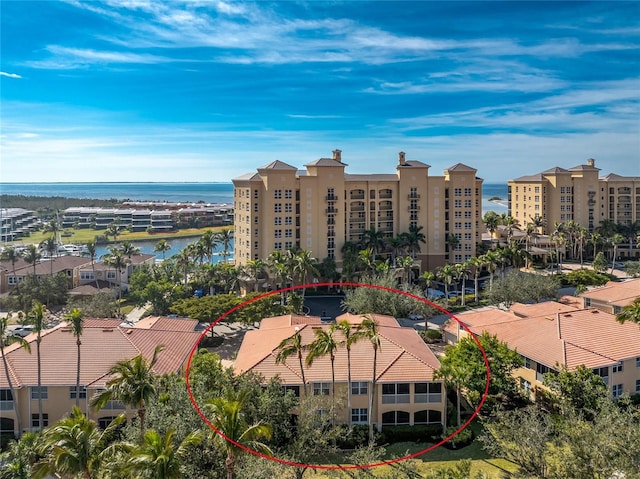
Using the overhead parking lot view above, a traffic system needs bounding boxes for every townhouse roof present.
[542,166,570,175]
[569,163,600,171]
[305,158,347,167]
[232,172,261,182]
[234,313,441,385]
[1,317,201,389]
[13,256,92,276]
[511,173,546,182]
[580,278,640,308]
[344,174,399,182]
[68,281,114,296]
[444,163,477,173]
[133,316,198,331]
[0,258,30,272]
[398,160,430,168]
[446,303,640,370]
[258,160,297,171]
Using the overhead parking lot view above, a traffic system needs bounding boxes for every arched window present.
[414,409,442,424]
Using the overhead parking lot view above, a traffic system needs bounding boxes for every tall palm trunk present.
[138,404,146,443]
[76,337,81,408]
[37,335,43,430]
[297,350,307,397]
[330,355,335,426]
[1,346,23,435]
[226,454,235,479]
[346,346,352,426]
[368,345,377,442]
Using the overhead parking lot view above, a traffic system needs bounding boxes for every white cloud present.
[0,71,22,79]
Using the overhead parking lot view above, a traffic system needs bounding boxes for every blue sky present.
[1,1,638,183]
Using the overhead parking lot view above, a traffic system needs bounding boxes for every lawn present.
[9,225,228,247]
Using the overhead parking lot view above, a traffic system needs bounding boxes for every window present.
[351,408,368,424]
[454,188,462,196]
[254,189,259,199]
[285,189,292,199]
[454,200,462,208]
[313,382,329,396]
[106,271,117,280]
[381,410,410,425]
[274,203,282,213]
[285,241,293,249]
[0,389,13,411]
[253,203,259,212]
[636,380,640,394]
[414,383,442,403]
[31,386,48,400]
[274,189,282,199]
[464,188,472,196]
[283,385,300,397]
[274,242,282,250]
[285,203,292,213]
[520,378,532,395]
[414,409,442,424]
[382,383,410,404]
[464,200,472,208]
[32,414,49,428]
[285,216,292,225]
[636,357,640,368]
[522,356,532,369]
[80,271,94,280]
[69,386,87,399]
[612,384,623,398]
[285,229,292,238]
[274,229,282,238]
[98,416,119,430]
[613,362,623,374]
[274,217,282,225]
[351,381,368,395]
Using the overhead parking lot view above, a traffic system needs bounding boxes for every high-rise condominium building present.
[232,150,483,271]
[507,159,640,239]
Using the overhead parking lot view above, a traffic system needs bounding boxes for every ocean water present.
[1,181,508,212]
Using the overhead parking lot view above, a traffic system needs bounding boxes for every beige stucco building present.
[232,150,483,271]
[1,316,201,439]
[234,313,445,429]
[508,159,640,258]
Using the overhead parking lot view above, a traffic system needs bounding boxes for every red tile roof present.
[234,314,440,385]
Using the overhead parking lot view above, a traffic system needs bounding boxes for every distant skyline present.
[1,1,638,183]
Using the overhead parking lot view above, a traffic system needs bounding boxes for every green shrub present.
[560,269,612,287]
[420,329,443,343]
[441,425,474,449]
[381,424,443,443]
[335,424,383,449]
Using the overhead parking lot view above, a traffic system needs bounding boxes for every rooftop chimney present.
[399,151,406,165]
[587,158,595,167]
[333,149,342,162]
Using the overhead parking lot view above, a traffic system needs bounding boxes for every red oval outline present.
[185,281,490,470]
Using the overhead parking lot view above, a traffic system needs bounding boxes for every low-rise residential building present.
[579,278,640,314]
[444,297,640,399]
[234,313,445,429]
[7,256,93,290]
[0,316,201,438]
[77,254,155,292]
[0,208,39,242]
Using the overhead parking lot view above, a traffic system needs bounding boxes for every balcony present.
[350,205,365,212]
[407,193,420,200]
[325,195,339,201]
[379,204,393,211]
[350,193,365,200]
[325,207,338,214]
[408,205,421,211]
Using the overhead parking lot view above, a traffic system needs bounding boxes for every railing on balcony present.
[350,193,365,200]
[414,393,442,403]
[379,204,393,211]
[408,205,421,211]
[408,193,420,200]
[382,394,410,404]
[350,205,365,212]
[325,195,339,201]
[325,207,338,214]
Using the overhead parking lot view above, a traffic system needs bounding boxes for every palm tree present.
[0,313,31,435]
[360,227,385,261]
[199,230,218,264]
[124,428,202,479]
[483,211,500,247]
[357,315,381,442]
[40,237,57,268]
[403,225,426,259]
[336,319,363,426]
[396,255,414,288]
[616,298,640,326]
[502,216,520,243]
[482,251,499,290]
[29,301,47,431]
[42,218,61,244]
[358,248,376,275]
[245,259,266,292]
[589,232,603,260]
[65,308,84,408]
[22,243,41,276]
[275,327,307,396]
[119,240,141,259]
[436,264,456,308]
[84,239,99,289]
[1,246,21,292]
[292,249,319,288]
[206,390,272,479]
[454,261,470,307]
[154,239,172,261]
[610,233,625,273]
[445,234,460,261]
[468,256,484,303]
[90,345,164,443]
[102,247,130,315]
[434,360,467,429]
[306,324,340,424]
[106,222,121,242]
[216,228,234,263]
[32,407,126,479]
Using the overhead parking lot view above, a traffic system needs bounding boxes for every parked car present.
[425,288,445,298]
[408,313,424,321]
[11,325,34,337]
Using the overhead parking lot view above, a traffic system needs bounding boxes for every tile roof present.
[511,173,545,182]
[1,317,201,389]
[449,305,640,370]
[14,256,92,276]
[305,158,347,167]
[258,160,297,170]
[234,314,440,385]
[444,163,477,173]
[580,278,640,307]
